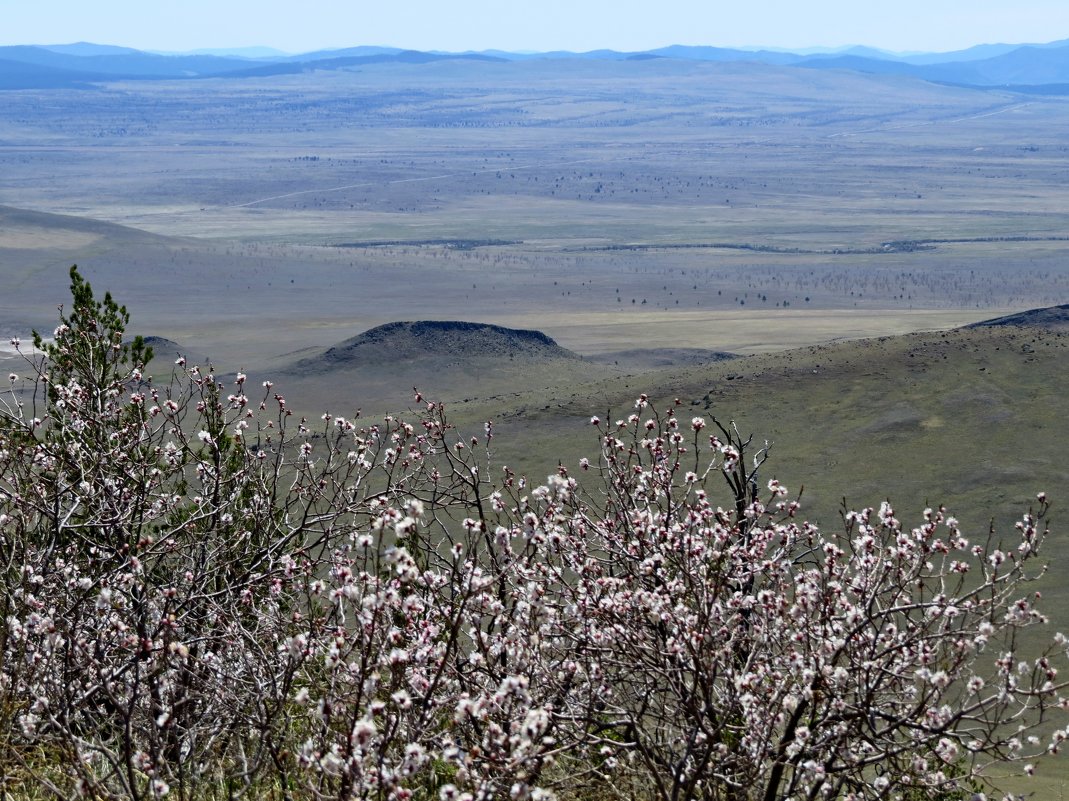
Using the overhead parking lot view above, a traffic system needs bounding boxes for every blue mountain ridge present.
[3,38,1069,89]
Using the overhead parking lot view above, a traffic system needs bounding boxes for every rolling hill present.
[458,313,1069,540]
[0,205,169,249]
[4,38,1069,89]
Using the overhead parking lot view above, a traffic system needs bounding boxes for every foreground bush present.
[1,268,1066,801]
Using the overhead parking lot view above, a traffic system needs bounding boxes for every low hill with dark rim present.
[278,320,614,416]
[138,336,210,369]
[290,321,580,374]
[966,304,1069,331]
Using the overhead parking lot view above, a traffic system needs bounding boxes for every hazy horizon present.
[11,38,1066,59]
[2,0,1068,56]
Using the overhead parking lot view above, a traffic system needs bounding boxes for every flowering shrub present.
[1,268,1066,801]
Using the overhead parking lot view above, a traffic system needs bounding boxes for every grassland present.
[3,58,1068,514]
[1,62,1068,353]
[2,58,1067,477]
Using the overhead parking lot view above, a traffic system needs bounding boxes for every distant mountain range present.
[3,38,1069,90]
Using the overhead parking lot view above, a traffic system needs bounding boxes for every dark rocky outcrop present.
[967,305,1069,332]
[290,320,579,374]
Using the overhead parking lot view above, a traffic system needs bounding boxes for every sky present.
[1,0,1068,55]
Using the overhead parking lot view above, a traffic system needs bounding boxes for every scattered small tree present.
[1,268,1066,801]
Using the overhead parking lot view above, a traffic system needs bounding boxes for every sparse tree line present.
[1,268,1067,801]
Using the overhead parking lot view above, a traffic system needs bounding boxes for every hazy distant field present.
[4,55,1066,508]
[2,57,1069,383]
[1,59,1068,375]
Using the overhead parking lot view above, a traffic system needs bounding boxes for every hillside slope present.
[462,323,1069,536]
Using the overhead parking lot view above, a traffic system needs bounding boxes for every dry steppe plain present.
[1,57,1067,470]
[3,54,1069,793]
[1,60,1069,363]
[2,58,1068,487]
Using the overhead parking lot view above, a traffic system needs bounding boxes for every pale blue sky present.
[2,0,1067,54]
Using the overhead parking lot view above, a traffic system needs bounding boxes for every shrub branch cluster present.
[1,269,1065,801]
